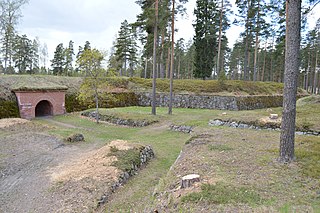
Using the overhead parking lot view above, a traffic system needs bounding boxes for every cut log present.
[181,174,200,188]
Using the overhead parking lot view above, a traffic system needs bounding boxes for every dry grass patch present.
[152,128,320,212]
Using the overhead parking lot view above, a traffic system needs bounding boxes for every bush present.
[0,99,20,118]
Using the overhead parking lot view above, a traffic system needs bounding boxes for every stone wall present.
[136,92,285,110]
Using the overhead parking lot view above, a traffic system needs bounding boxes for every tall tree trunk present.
[166,47,171,78]
[253,0,260,81]
[279,0,301,163]
[178,55,181,79]
[160,31,165,78]
[144,57,148,78]
[313,50,318,94]
[169,0,175,115]
[152,0,159,115]
[306,49,311,92]
[94,87,99,124]
[216,0,224,77]
[243,0,250,81]
[261,42,267,81]
[124,57,127,76]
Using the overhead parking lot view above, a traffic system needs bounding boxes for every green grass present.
[108,146,142,172]
[129,78,292,95]
[296,136,320,179]
[31,105,320,212]
[208,144,233,151]
[182,182,269,206]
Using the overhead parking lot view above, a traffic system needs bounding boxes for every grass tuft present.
[182,182,268,205]
[208,144,233,151]
[108,146,142,172]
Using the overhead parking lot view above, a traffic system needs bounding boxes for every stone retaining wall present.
[209,119,320,136]
[136,93,285,110]
[97,145,154,207]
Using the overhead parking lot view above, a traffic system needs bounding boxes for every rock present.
[181,174,200,189]
[230,122,238,128]
[222,112,227,115]
[238,123,249,129]
[66,133,84,143]
[295,131,305,136]
[209,119,224,126]
[269,114,279,120]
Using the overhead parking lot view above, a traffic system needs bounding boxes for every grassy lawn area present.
[32,101,320,212]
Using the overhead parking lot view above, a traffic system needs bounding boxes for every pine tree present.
[0,0,29,73]
[216,0,232,78]
[64,40,74,76]
[115,20,132,76]
[279,0,302,163]
[51,43,65,75]
[12,34,33,74]
[30,38,39,74]
[193,0,219,79]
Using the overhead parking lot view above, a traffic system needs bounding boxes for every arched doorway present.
[35,100,53,117]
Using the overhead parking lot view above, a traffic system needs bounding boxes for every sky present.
[18,0,320,64]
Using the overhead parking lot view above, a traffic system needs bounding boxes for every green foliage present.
[193,0,219,79]
[113,19,138,77]
[0,99,19,118]
[65,93,89,113]
[182,182,267,205]
[51,43,65,75]
[108,146,142,172]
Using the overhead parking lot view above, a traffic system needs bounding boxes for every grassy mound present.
[0,75,83,100]
[129,77,307,96]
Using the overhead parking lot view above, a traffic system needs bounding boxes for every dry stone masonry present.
[169,124,193,133]
[97,145,154,207]
[209,119,320,136]
[137,93,286,110]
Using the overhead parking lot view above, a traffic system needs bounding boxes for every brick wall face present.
[14,91,66,119]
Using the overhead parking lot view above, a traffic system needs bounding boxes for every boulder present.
[209,119,224,126]
[66,133,85,143]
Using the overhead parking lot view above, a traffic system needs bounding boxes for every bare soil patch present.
[0,119,138,213]
[0,118,29,128]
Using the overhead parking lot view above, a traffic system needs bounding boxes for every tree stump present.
[181,174,200,188]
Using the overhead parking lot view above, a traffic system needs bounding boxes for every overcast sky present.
[18,0,320,63]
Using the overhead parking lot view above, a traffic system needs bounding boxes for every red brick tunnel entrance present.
[35,100,53,117]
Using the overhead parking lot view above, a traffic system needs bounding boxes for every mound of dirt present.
[50,140,132,182]
[0,118,29,128]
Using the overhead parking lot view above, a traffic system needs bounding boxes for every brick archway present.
[35,100,53,117]
[14,90,67,119]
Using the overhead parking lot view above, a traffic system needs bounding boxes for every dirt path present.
[0,119,128,213]
[0,123,80,212]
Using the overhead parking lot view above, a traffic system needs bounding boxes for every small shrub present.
[0,99,20,118]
